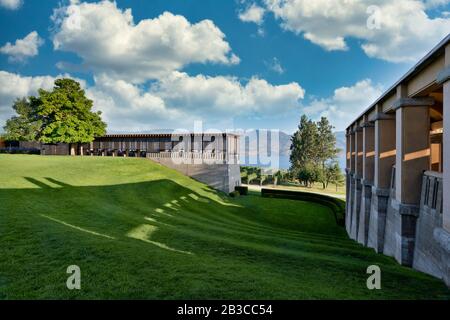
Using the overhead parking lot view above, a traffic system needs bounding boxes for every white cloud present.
[0,70,305,131]
[239,3,265,25]
[51,1,239,83]
[0,31,43,62]
[0,71,57,126]
[86,74,186,131]
[265,57,284,74]
[0,0,22,10]
[152,71,304,117]
[303,79,383,130]
[264,0,450,62]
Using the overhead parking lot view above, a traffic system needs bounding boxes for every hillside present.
[0,155,448,299]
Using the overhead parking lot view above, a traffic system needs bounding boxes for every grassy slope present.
[0,155,448,300]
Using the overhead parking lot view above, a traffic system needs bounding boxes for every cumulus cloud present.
[0,71,58,125]
[152,71,304,116]
[51,0,239,83]
[0,0,22,10]
[303,79,383,130]
[86,75,187,131]
[264,0,450,62]
[0,31,43,62]
[265,57,284,74]
[239,3,265,25]
[0,70,305,131]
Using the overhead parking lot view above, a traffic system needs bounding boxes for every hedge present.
[229,190,240,198]
[261,188,345,226]
[235,186,248,195]
[0,147,41,155]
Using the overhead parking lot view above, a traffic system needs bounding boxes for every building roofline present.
[99,132,240,139]
[346,33,450,131]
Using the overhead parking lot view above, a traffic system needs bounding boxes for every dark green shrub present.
[0,147,40,155]
[235,186,248,195]
[229,190,240,198]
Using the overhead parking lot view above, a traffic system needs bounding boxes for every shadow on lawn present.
[16,176,239,255]
[3,176,355,254]
[1,176,449,299]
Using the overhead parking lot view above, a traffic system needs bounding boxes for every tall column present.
[347,130,356,234]
[367,105,396,253]
[436,43,450,286]
[385,84,434,266]
[438,44,450,233]
[358,116,375,246]
[345,130,351,232]
[351,126,363,240]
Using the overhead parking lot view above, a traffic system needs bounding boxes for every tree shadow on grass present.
[0,177,448,299]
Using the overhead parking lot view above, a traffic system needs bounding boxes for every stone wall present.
[347,169,450,286]
[148,156,241,193]
[413,172,449,282]
[41,143,70,155]
[357,180,372,246]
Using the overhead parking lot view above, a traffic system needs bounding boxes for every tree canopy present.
[3,78,106,145]
[290,115,342,188]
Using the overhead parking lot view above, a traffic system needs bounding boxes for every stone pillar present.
[368,106,396,253]
[347,130,356,235]
[351,126,363,240]
[345,131,351,233]
[358,118,374,246]
[436,44,450,286]
[385,85,434,266]
[438,45,450,234]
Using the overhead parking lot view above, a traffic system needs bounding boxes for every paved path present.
[244,184,346,200]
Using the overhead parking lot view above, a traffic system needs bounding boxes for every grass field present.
[0,155,448,299]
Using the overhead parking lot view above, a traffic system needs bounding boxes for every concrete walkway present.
[244,184,346,200]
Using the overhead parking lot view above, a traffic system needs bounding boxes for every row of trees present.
[290,115,343,189]
[3,78,106,155]
[241,166,291,186]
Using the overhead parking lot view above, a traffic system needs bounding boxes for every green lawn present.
[0,155,448,299]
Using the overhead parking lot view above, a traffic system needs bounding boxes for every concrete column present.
[345,129,351,234]
[438,45,450,233]
[347,131,356,234]
[351,126,363,240]
[385,85,434,266]
[367,106,396,253]
[436,43,450,286]
[358,118,375,245]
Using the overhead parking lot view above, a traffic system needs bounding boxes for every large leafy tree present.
[3,78,106,155]
[3,97,42,141]
[316,117,340,188]
[290,115,320,186]
[290,115,342,188]
[290,115,318,169]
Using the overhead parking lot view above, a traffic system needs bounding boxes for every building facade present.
[41,132,241,194]
[345,35,450,286]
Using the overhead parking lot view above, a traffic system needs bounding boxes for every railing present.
[146,151,240,164]
[421,171,443,214]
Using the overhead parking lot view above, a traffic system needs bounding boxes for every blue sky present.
[1,0,449,133]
